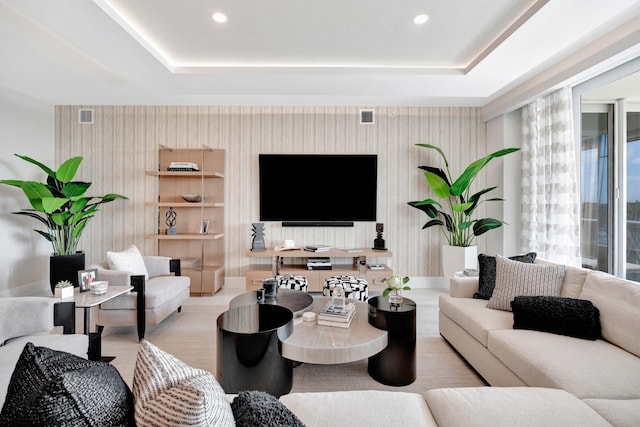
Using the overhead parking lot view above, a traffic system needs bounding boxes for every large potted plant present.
[408,144,519,277]
[0,154,127,292]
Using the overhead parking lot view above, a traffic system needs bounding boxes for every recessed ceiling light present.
[212,12,228,23]
[413,14,429,25]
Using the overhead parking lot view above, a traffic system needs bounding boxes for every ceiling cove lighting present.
[212,12,228,23]
[413,14,429,25]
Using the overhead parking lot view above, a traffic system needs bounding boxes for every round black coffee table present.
[229,288,314,317]
[367,296,417,386]
[216,304,294,397]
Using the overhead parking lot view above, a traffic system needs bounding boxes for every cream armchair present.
[90,255,190,340]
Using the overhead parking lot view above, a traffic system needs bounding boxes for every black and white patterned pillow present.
[133,339,235,427]
[486,255,565,311]
[474,252,537,300]
[276,275,308,292]
[0,342,134,426]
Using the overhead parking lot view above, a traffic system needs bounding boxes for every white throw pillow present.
[106,245,149,280]
[486,255,566,311]
[132,340,235,427]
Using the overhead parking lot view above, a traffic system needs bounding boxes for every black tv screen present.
[259,154,377,224]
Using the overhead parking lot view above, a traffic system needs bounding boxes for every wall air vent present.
[78,109,94,125]
[360,109,375,125]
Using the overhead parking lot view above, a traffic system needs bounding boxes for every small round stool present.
[323,275,369,301]
[275,274,308,292]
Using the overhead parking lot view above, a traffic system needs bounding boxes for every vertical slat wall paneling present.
[55,106,485,278]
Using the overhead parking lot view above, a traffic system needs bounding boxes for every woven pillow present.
[231,390,305,427]
[474,252,537,300]
[133,339,235,427]
[486,255,565,311]
[0,342,134,426]
[107,244,149,280]
[512,296,601,340]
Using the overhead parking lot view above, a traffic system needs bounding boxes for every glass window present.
[627,111,640,281]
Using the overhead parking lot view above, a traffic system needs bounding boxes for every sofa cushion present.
[560,265,590,298]
[489,329,640,399]
[583,398,640,427]
[425,387,611,427]
[474,252,537,300]
[439,295,513,347]
[279,390,437,427]
[579,271,640,358]
[99,275,190,310]
[107,244,149,280]
[133,339,235,427]
[232,390,304,427]
[487,255,565,311]
[0,298,55,345]
[0,342,133,426]
[511,296,601,340]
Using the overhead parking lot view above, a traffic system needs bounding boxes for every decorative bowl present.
[182,194,202,203]
[90,281,109,295]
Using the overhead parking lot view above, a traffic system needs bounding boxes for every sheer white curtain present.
[521,87,581,266]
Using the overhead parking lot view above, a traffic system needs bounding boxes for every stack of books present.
[304,244,332,252]
[307,257,331,270]
[317,301,356,328]
[167,161,199,171]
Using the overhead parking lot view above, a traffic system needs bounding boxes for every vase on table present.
[388,288,403,306]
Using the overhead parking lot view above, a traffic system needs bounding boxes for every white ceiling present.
[1,0,640,109]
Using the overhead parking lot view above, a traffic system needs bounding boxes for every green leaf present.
[450,148,520,196]
[382,289,391,297]
[416,144,449,168]
[14,154,56,179]
[473,218,503,236]
[41,197,69,213]
[20,182,53,212]
[425,171,450,199]
[69,197,90,214]
[418,166,450,187]
[56,157,83,183]
[61,182,90,198]
[458,221,474,230]
[422,219,444,230]
[452,202,473,212]
[0,179,27,188]
[408,199,440,218]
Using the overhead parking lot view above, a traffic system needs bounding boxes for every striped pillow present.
[487,255,566,311]
[133,340,235,427]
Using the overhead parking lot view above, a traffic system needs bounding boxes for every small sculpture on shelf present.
[373,222,386,250]
[165,207,177,235]
[251,223,266,251]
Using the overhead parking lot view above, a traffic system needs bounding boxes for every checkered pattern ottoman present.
[275,274,308,292]
[323,276,369,301]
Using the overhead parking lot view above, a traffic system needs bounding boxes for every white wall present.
[0,87,54,295]
[485,110,523,256]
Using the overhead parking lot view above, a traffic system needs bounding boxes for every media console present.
[245,248,393,292]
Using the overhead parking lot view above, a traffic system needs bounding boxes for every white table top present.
[281,296,388,364]
[72,285,133,308]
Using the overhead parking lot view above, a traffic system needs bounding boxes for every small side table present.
[217,304,294,397]
[367,296,417,386]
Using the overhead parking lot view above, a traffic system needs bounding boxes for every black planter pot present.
[49,252,85,294]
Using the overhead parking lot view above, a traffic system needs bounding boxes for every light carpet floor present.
[99,286,486,398]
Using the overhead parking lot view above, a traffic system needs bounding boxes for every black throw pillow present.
[231,390,305,427]
[473,252,537,300]
[511,296,601,341]
[0,342,134,426]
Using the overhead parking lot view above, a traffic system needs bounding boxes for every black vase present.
[49,252,85,294]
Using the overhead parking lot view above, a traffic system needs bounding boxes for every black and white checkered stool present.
[275,274,308,292]
[323,275,369,301]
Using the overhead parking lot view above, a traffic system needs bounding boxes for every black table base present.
[217,304,294,397]
[367,296,417,386]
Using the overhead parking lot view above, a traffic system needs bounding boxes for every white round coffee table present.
[281,296,388,364]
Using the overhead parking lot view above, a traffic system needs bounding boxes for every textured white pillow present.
[487,255,566,311]
[133,340,235,427]
[107,245,149,280]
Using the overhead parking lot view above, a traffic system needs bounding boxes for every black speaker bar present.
[282,221,354,227]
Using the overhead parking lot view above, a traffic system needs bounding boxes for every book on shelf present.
[367,264,385,270]
[307,265,332,270]
[304,244,332,252]
[340,248,363,253]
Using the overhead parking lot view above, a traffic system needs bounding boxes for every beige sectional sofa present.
[439,261,640,426]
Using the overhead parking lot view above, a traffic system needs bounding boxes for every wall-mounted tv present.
[259,154,377,226]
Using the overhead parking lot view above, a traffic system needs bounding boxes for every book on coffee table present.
[318,301,355,327]
[317,312,355,328]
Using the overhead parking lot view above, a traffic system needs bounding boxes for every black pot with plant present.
[1,154,127,293]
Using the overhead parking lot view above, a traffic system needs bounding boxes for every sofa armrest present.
[0,297,55,344]
[143,256,172,277]
[449,276,479,298]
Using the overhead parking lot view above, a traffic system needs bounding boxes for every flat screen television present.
[259,154,377,226]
